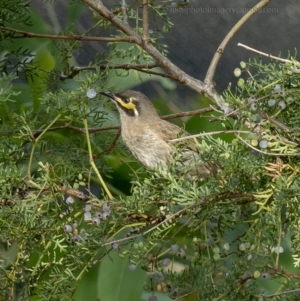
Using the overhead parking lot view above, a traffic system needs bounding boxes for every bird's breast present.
[121,124,173,170]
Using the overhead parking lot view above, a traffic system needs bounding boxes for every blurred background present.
[30,0,300,105]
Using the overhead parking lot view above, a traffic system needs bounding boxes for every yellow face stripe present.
[116,97,136,110]
[115,96,139,116]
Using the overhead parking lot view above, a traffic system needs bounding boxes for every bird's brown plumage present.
[100,90,218,178]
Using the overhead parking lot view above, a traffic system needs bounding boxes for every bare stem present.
[205,0,272,84]
[238,43,296,64]
[66,64,175,80]
[83,118,114,200]
[31,108,213,136]
[27,114,61,180]
[121,0,128,23]
[142,0,149,42]
[169,130,250,143]
[0,26,132,42]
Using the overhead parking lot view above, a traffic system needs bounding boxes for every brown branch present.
[60,63,176,80]
[121,0,128,24]
[81,0,140,42]
[96,129,121,157]
[88,107,214,132]
[129,67,176,79]
[142,0,150,42]
[205,0,272,85]
[0,26,132,42]
[163,107,213,120]
[81,0,214,101]
[31,108,213,137]
[58,184,91,201]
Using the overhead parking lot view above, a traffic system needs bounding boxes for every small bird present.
[100,90,218,179]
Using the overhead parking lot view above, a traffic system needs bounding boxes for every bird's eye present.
[123,97,131,104]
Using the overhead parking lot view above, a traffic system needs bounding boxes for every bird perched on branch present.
[100,90,219,179]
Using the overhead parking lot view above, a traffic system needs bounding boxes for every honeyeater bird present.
[100,90,219,179]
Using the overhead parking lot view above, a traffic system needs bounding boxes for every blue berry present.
[102,203,111,213]
[129,264,136,271]
[84,211,92,221]
[64,224,72,233]
[86,88,97,99]
[279,90,286,97]
[112,242,119,250]
[92,217,100,225]
[94,211,103,219]
[221,104,231,114]
[267,99,276,106]
[250,103,257,111]
[273,84,281,93]
[71,235,80,243]
[170,244,179,252]
[248,96,256,104]
[278,101,286,109]
[65,196,74,204]
[261,272,270,279]
[293,66,300,73]
[259,140,268,149]
[102,212,110,220]
[163,258,171,266]
[207,237,214,246]
[84,204,92,212]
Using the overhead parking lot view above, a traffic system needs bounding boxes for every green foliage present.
[1,1,300,301]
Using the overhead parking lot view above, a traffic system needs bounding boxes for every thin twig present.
[83,118,114,200]
[238,43,296,64]
[142,0,150,43]
[58,63,160,80]
[96,129,121,157]
[236,135,300,157]
[163,107,213,120]
[31,108,213,136]
[264,289,300,298]
[58,184,91,201]
[205,0,272,85]
[100,201,205,247]
[260,112,292,133]
[169,130,250,143]
[0,26,132,42]
[27,115,61,180]
[121,0,128,23]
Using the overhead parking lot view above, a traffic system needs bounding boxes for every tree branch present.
[0,26,132,42]
[30,108,213,138]
[238,43,296,64]
[80,0,217,102]
[142,0,150,43]
[205,0,272,84]
[60,63,177,80]
[121,0,128,24]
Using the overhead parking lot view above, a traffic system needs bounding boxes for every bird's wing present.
[157,119,198,152]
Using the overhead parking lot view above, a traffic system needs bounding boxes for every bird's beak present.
[99,91,117,100]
